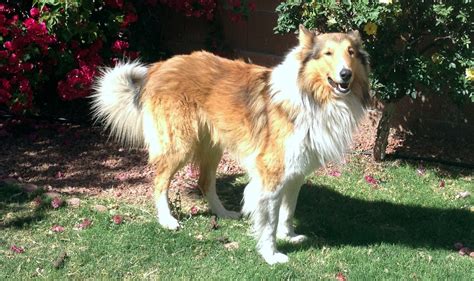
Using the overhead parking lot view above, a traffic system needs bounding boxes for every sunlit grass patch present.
[1,157,473,279]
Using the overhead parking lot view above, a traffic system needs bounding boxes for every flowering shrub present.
[1,0,255,114]
[274,1,473,103]
[0,0,141,112]
[225,0,256,22]
[36,0,142,101]
[0,3,56,112]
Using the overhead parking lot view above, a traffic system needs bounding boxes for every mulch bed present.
[1,111,472,205]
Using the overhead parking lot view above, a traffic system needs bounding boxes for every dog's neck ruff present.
[269,48,365,177]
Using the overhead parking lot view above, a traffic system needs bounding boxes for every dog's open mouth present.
[328,77,351,95]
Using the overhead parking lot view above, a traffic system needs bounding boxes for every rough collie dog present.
[92,25,370,265]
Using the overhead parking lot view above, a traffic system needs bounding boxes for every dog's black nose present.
[340,69,352,82]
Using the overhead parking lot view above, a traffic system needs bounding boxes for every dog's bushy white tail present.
[91,61,148,148]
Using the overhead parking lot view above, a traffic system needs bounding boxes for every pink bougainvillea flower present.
[111,40,129,54]
[0,4,9,13]
[0,89,11,104]
[0,50,9,60]
[190,206,199,215]
[439,180,445,188]
[8,53,19,64]
[364,175,378,185]
[23,18,47,34]
[18,79,31,93]
[51,197,63,209]
[10,245,25,254]
[3,41,13,50]
[30,7,40,18]
[51,225,65,232]
[121,12,138,28]
[75,219,92,230]
[328,170,342,177]
[112,215,123,225]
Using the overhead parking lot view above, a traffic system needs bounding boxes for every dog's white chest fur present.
[283,98,363,178]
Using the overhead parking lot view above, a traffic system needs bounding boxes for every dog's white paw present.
[287,234,308,244]
[216,209,241,219]
[277,233,308,244]
[261,251,289,265]
[158,216,180,230]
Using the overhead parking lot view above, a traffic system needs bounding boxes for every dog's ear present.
[298,24,316,48]
[348,30,362,44]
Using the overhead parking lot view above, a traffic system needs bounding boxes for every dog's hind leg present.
[153,155,188,230]
[197,147,240,219]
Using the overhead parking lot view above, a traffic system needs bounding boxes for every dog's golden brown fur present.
[92,25,370,264]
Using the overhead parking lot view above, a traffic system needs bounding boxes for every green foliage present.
[274,1,474,103]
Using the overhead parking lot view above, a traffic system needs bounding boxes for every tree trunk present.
[373,102,395,162]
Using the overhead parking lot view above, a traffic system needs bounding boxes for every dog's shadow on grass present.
[0,182,46,229]
[217,178,473,252]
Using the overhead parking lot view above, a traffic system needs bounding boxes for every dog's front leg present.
[277,179,307,244]
[249,185,288,265]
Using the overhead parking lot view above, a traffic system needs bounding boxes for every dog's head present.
[297,25,370,106]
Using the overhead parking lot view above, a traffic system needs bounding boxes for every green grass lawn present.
[1,156,473,280]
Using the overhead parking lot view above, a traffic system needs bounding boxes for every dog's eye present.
[324,51,332,56]
[348,48,355,56]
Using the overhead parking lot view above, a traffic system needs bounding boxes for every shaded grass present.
[1,157,473,279]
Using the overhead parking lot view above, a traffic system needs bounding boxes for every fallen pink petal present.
[51,225,65,232]
[190,206,199,215]
[336,272,347,281]
[32,196,43,207]
[10,245,25,254]
[112,215,123,225]
[51,197,63,209]
[115,173,128,181]
[328,170,342,177]
[458,247,471,256]
[75,219,92,230]
[364,175,378,185]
